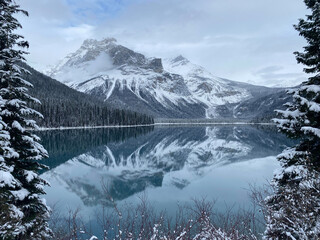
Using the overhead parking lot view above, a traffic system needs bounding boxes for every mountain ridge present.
[46,38,290,121]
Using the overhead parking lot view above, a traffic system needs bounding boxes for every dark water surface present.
[38,125,295,234]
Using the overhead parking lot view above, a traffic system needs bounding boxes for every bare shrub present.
[48,180,264,239]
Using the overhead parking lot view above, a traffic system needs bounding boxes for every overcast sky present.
[18,0,309,87]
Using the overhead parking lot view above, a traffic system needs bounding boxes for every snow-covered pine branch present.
[266,0,320,239]
[0,0,52,239]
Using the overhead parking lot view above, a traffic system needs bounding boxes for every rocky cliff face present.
[47,38,288,120]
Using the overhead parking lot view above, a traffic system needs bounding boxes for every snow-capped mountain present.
[47,38,283,119]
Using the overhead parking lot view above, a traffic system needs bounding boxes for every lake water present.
[38,125,294,236]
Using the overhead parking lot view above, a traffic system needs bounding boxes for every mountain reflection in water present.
[39,125,295,214]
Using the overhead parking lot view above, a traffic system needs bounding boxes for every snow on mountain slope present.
[163,56,251,112]
[47,38,271,119]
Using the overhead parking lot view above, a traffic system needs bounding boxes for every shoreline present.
[32,122,275,131]
[154,122,275,126]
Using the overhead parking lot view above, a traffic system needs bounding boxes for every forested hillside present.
[20,63,154,127]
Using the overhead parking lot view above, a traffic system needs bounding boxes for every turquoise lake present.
[37,125,295,236]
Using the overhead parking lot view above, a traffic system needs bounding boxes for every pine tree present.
[0,1,52,239]
[266,0,320,238]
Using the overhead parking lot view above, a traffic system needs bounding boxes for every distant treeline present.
[32,100,154,127]
[20,62,154,128]
[155,118,252,124]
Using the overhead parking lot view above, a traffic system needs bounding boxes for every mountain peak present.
[81,38,117,48]
[101,37,117,43]
[82,39,97,46]
[172,55,189,63]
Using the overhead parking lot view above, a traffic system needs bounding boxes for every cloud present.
[251,65,306,87]
[16,0,309,87]
[59,24,96,42]
[255,66,284,75]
